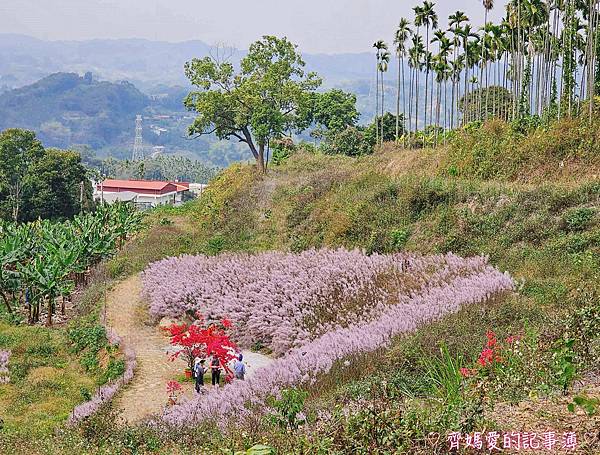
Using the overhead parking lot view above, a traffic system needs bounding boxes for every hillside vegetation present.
[152,117,598,452]
[0,73,148,149]
[1,116,598,454]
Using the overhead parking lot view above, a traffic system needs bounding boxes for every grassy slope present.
[0,214,205,443]
[0,322,97,436]
[1,116,598,453]
[168,118,598,451]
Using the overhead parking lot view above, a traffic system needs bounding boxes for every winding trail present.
[105,274,272,423]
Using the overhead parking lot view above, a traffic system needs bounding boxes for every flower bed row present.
[143,249,502,356]
[0,350,10,384]
[160,257,514,427]
[67,329,136,425]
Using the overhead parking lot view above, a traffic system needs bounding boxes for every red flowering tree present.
[164,314,238,372]
[166,380,183,405]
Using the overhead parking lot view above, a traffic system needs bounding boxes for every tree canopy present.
[0,129,92,223]
[310,89,360,137]
[184,36,322,172]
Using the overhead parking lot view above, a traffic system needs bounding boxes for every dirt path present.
[106,274,273,423]
[106,275,182,422]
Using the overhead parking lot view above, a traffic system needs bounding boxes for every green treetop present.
[184,36,322,173]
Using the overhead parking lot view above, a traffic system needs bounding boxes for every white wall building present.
[94,179,189,209]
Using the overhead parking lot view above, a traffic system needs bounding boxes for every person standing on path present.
[234,353,246,380]
[210,355,222,387]
[194,359,206,394]
[192,357,201,379]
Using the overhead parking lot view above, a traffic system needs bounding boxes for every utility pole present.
[132,114,144,161]
[79,181,84,213]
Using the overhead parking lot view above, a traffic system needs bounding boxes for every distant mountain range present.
[0,33,378,93]
[0,34,409,167]
[0,72,148,149]
[0,71,249,166]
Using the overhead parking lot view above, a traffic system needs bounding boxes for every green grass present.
[0,322,97,437]
[2,115,600,453]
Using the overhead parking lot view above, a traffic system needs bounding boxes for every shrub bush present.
[563,207,596,232]
[321,127,374,157]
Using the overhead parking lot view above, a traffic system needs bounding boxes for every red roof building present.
[99,179,180,195]
[95,179,191,208]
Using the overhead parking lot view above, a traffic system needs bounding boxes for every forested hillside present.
[0,72,250,166]
[0,72,148,149]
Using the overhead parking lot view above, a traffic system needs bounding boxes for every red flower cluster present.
[477,331,502,366]
[166,380,182,394]
[460,330,510,378]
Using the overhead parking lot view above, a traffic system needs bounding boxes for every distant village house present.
[94,179,193,209]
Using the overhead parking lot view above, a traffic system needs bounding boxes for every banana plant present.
[3,202,144,325]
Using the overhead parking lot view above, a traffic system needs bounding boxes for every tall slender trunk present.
[381,69,385,144]
[375,57,380,145]
[425,26,430,130]
[415,62,420,133]
[408,66,414,134]
[396,54,401,141]
[442,77,448,144]
[463,38,470,125]
[435,78,442,144]
[481,9,489,120]
[588,0,597,123]
[451,45,457,129]
[450,75,456,129]
[430,67,435,130]
[401,56,407,142]
[517,0,522,118]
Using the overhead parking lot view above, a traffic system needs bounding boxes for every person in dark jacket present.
[210,355,222,387]
[194,359,206,393]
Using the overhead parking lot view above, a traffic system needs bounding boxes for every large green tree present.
[23,149,92,221]
[0,129,92,222]
[310,89,360,137]
[0,129,44,222]
[184,36,321,173]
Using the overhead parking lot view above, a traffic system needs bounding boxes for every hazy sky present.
[1,1,507,54]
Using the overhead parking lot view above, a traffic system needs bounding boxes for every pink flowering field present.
[141,248,514,427]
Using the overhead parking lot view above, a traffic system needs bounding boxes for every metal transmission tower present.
[132,114,144,160]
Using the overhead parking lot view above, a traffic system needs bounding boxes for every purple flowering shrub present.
[67,339,136,425]
[141,248,514,427]
[0,350,10,384]
[142,249,499,356]
[159,254,514,427]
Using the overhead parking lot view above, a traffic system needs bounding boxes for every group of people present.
[192,353,246,394]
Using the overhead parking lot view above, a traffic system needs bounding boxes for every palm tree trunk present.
[396,55,401,141]
[425,26,430,130]
[408,66,414,134]
[450,74,456,129]
[381,70,385,144]
[444,77,448,143]
[401,56,407,142]
[588,0,597,124]
[464,44,468,125]
[416,63,420,133]
[375,57,380,145]
[436,79,442,144]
